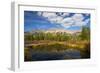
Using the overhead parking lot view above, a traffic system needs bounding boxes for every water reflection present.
[31,49,81,61]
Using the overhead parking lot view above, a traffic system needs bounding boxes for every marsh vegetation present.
[24,26,90,61]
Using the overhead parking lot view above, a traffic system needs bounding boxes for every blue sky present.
[24,11,90,32]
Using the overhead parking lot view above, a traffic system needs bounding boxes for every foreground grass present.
[25,40,89,51]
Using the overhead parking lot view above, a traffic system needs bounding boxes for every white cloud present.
[37,12,63,24]
[42,12,57,18]
[62,14,89,28]
[61,18,74,25]
[74,21,85,26]
[37,12,43,16]
[47,15,63,24]
[72,18,90,27]
[37,12,89,29]
[70,14,89,27]
[56,16,63,23]
[72,14,84,22]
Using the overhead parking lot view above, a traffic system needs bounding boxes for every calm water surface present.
[30,49,81,61]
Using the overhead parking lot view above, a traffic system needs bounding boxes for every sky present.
[24,11,90,32]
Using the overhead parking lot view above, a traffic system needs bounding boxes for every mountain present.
[25,28,81,35]
[45,29,81,34]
